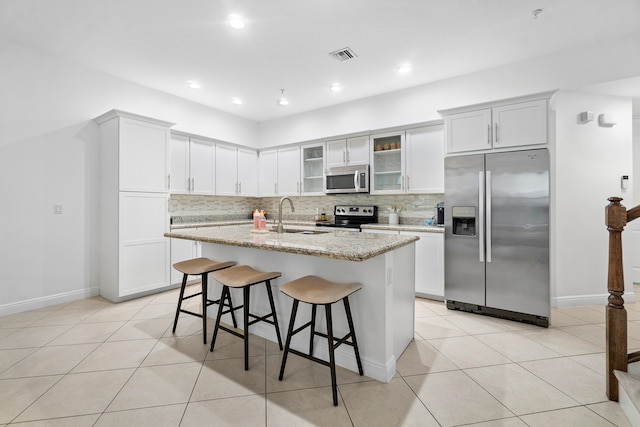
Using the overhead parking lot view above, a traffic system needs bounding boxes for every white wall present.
[0,40,257,314]
[258,32,640,148]
[551,92,633,306]
[632,117,640,284]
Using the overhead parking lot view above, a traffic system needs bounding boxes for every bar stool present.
[172,257,237,344]
[278,275,363,406]
[209,265,284,370]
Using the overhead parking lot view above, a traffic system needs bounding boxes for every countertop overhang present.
[165,224,418,262]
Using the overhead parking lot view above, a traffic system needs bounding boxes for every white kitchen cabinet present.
[371,131,405,194]
[326,135,369,168]
[170,237,201,284]
[277,146,301,195]
[405,125,444,193]
[215,143,238,196]
[362,228,444,300]
[190,138,216,194]
[237,147,258,196]
[370,124,444,195]
[401,231,444,300]
[96,110,173,302]
[169,133,215,195]
[118,116,170,192]
[214,144,259,196]
[301,143,325,195]
[169,134,190,193]
[442,98,548,154]
[259,149,278,196]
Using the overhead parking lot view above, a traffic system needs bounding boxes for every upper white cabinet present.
[215,143,259,196]
[277,146,302,196]
[169,133,215,195]
[116,116,170,192]
[405,125,444,193]
[370,124,444,195]
[259,149,278,196]
[371,131,405,194]
[237,147,258,196]
[190,138,216,194]
[326,135,369,168]
[95,110,173,302]
[215,143,238,196]
[441,97,548,154]
[301,143,325,195]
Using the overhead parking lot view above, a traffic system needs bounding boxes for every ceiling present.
[1,0,640,122]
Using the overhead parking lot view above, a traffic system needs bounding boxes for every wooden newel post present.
[606,196,628,401]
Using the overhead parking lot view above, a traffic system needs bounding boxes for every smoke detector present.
[329,47,357,62]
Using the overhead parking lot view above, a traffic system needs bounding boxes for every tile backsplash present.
[170,193,443,225]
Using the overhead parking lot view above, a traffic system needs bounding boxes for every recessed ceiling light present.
[330,84,342,92]
[228,14,245,29]
[276,89,289,106]
[232,97,243,105]
[397,63,411,74]
[187,80,201,89]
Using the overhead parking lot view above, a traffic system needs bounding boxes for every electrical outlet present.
[53,204,63,214]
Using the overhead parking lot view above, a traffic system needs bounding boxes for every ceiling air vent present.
[329,47,357,62]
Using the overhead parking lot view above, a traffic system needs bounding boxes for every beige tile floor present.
[0,285,637,426]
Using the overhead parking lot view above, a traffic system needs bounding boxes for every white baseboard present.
[553,291,636,308]
[0,287,100,316]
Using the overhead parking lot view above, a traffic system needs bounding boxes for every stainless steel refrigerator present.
[444,149,550,327]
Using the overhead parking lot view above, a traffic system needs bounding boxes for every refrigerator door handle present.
[479,171,485,263]
[486,170,492,263]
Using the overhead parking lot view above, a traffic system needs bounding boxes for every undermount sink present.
[270,229,329,235]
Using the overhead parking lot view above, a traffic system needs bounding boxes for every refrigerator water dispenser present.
[452,206,476,236]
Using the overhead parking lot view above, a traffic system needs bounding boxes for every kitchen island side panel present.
[200,241,415,383]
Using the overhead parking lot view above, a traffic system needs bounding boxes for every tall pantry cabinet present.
[96,110,173,302]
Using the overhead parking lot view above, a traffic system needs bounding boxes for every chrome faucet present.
[277,196,295,233]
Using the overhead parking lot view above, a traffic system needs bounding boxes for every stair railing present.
[605,197,640,400]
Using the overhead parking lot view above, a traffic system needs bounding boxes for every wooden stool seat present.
[173,257,236,276]
[279,275,361,305]
[172,257,236,344]
[212,265,281,288]
[210,265,283,370]
[278,275,363,406]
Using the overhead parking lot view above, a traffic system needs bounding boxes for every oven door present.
[325,165,369,194]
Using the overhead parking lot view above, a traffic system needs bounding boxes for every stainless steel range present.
[315,205,378,230]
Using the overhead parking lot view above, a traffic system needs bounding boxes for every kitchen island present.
[165,224,418,382]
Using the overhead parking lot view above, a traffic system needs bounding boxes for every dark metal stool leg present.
[325,303,338,406]
[309,304,317,356]
[243,286,250,370]
[265,280,283,350]
[172,273,188,333]
[344,297,363,375]
[210,286,229,352]
[201,273,208,344]
[279,299,299,381]
[226,288,238,328]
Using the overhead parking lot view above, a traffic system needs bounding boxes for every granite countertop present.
[165,224,418,262]
[361,223,445,233]
[171,220,444,234]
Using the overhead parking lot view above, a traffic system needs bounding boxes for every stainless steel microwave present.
[324,165,369,194]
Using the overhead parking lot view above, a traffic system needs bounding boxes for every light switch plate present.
[53,204,63,214]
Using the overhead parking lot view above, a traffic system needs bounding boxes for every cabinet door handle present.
[406,175,410,191]
[487,125,491,145]
[167,174,171,189]
[238,182,242,194]
[191,178,195,191]
[346,149,350,164]
[494,123,499,143]
[343,149,346,164]
[274,183,277,194]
